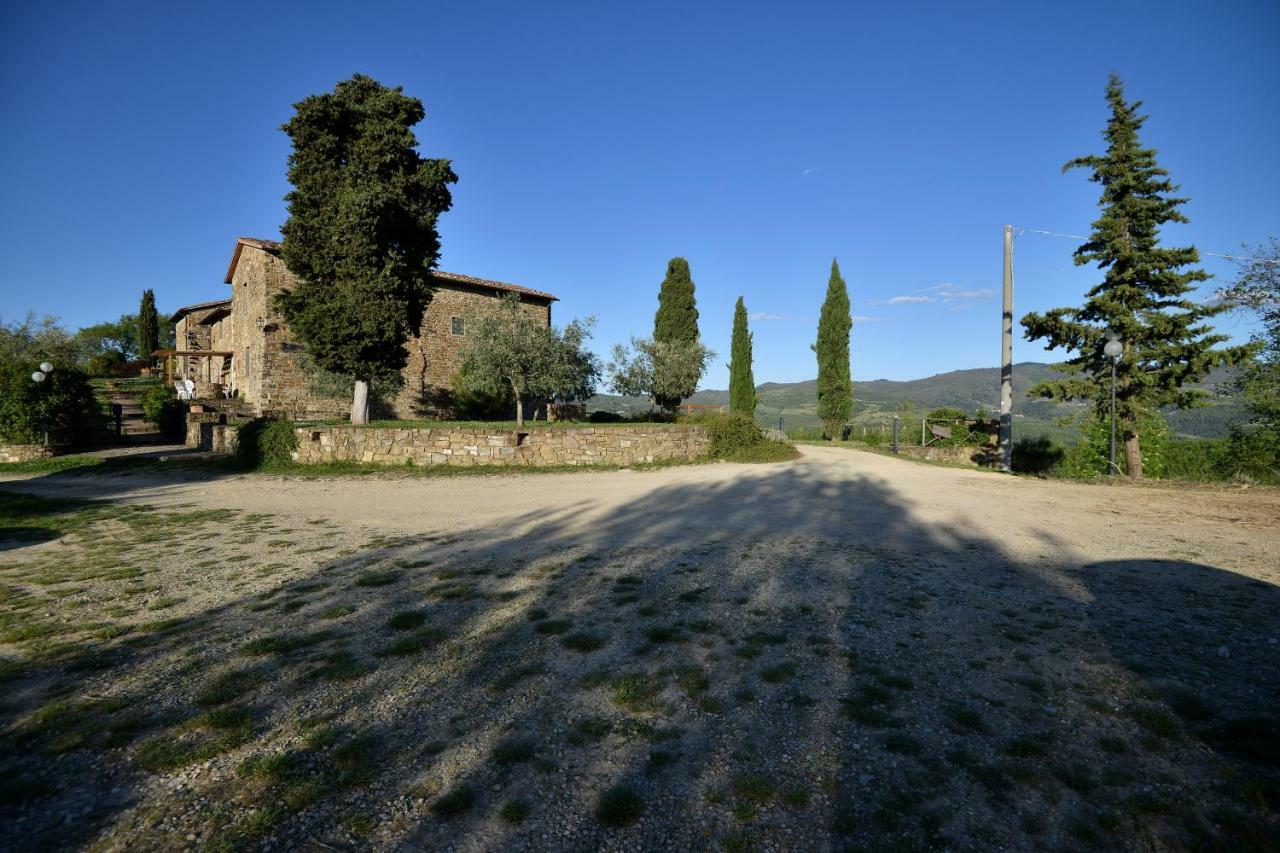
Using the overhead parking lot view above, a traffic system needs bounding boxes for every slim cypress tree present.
[137,289,159,362]
[652,257,703,411]
[276,74,457,423]
[1022,74,1255,478]
[815,259,852,439]
[728,296,756,417]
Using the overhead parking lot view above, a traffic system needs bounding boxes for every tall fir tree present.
[137,289,159,362]
[814,259,852,439]
[275,74,457,423]
[651,257,703,411]
[728,296,756,417]
[1022,74,1255,478]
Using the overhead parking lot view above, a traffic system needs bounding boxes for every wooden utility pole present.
[998,225,1014,472]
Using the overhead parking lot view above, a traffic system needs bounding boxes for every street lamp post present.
[1103,336,1123,476]
[31,362,53,446]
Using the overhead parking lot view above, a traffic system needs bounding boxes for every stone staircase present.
[102,387,164,444]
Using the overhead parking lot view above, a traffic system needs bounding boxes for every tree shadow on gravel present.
[0,459,1275,851]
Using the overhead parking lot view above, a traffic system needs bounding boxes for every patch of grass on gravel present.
[499,797,532,822]
[353,570,401,587]
[195,667,268,706]
[563,631,606,652]
[611,673,662,712]
[386,611,427,630]
[596,784,644,826]
[432,785,475,819]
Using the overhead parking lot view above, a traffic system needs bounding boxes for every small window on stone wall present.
[451,317,465,336]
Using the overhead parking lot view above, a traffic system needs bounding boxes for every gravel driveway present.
[1,445,1276,851]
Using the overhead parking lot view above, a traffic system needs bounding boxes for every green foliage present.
[607,336,713,410]
[694,412,798,463]
[294,351,403,405]
[651,257,708,410]
[236,418,298,468]
[275,74,457,415]
[457,294,600,425]
[138,385,188,438]
[815,259,852,438]
[0,361,103,445]
[450,370,515,420]
[1011,436,1065,476]
[1224,426,1279,483]
[1021,75,1257,477]
[0,314,80,368]
[728,297,756,417]
[1059,409,1170,478]
[137,290,159,361]
[75,314,140,370]
[1219,237,1279,481]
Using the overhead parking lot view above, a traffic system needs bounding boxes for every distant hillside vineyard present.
[586,362,1245,441]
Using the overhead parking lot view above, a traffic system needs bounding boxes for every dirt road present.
[2,446,1277,851]
[6,445,1277,580]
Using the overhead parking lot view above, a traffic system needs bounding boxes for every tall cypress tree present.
[815,259,852,439]
[137,289,159,361]
[652,257,702,411]
[1022,74,1255,478]
[728,296,756,417]
[276,74,457,423]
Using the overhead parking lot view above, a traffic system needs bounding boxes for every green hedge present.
[689,412,799,463]
[236,418,299,468]
[138,385,188,439]
[0,362,103,445]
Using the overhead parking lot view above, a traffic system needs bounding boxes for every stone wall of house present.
[218,244,553,420]
[291,425,709,467]
[0,443,56,463]
[392,284,551,418]
[173,305,227,395]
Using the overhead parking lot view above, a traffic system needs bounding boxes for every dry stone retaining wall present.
[0,444,55,464]
[292,425,709,467]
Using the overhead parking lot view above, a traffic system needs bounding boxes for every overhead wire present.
[1011,227,1280,266]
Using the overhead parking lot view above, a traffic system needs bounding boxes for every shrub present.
[139,384,188,438]
[0,361,104,445]
[236,418,298,468]
[1058,409,1170,478]
[588,410,625,423]
[1012,436,1065,476]
[1224,426,1279,484]
[692,412,798,463]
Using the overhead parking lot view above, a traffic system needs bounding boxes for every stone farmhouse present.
[168,237,557,419]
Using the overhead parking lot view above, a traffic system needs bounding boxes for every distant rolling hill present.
[586,363,1245,441]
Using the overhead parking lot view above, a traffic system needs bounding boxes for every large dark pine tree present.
[1022,74,1253,478]
[815,259,852,439]
[137,289,159,362]
[651,257,702,411]
[276,74,457,423]
[728,296,756,417]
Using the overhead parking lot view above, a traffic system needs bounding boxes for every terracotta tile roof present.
[430,269,557,302]
[170,298,232,323]
[224,237,557,301]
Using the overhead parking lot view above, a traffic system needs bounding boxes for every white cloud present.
[802,168,813,175]
[851,315,877,324]
[928,282,995,301]
[751,311,802,321]
[875,282,995,306]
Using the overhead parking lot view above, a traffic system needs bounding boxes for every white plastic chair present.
[183,379,196,400]
[173,380,190,401]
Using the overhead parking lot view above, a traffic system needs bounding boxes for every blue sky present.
[1,1,1276,387]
